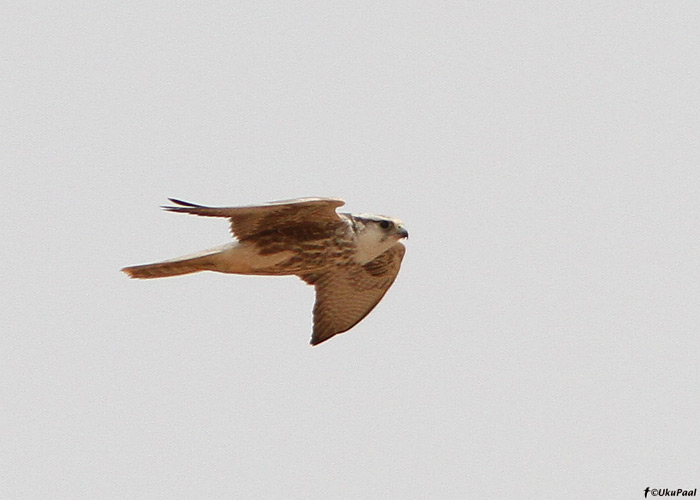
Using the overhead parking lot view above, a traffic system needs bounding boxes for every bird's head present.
[350,214,408,264]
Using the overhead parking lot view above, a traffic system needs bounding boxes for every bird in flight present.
[122,197,408,345]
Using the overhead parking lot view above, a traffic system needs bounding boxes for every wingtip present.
[164,198,201,208]
[310,331,339,346]
[162,198,192,212]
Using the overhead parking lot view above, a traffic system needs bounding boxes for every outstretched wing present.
[163,197,346,241]
[299,243,406,345]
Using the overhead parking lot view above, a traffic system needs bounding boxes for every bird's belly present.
[211,242,296,275]
[211,239,355,276]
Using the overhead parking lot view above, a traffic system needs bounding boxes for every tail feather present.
[122,246,227,279]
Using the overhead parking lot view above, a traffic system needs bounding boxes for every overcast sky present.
[2,1,699,499]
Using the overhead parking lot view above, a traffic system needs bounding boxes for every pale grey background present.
[2,1,699,499]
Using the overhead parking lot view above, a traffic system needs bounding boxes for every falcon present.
[122,197,408,345]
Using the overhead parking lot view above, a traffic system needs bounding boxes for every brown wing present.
[163,197,346,240]
[299,243,406,345]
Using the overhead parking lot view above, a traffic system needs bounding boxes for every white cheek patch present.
[353,225,395,264]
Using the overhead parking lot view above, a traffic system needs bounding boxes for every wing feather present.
[300,243,405,345]
[163,197,346,240]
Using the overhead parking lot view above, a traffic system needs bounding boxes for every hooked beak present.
[397,227,409,239]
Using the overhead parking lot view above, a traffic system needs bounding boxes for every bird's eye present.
[379,220,392,229]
